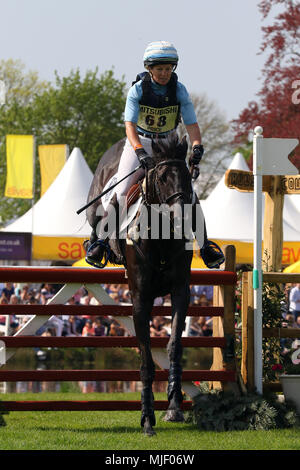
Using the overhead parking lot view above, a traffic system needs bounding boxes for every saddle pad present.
[119,196,143,234]
[101,174,118,211]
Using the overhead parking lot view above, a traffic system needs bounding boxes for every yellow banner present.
[5,135,34,199]
[33,236,87,261]
[38,144,68,196]
[32,236,300,265]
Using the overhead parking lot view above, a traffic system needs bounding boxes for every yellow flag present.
[5,135,34,199]
[38,144,68,196]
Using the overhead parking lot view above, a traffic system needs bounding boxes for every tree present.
[0,58,50,106]
[29,68,127,172]
[0,60,50,225]
[178,93,234,198]
[0,65,127,226]
[232,0,300,169]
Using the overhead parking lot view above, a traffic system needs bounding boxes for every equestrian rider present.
[86,41,225,269]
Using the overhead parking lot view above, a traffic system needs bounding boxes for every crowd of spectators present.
[0,281,215,339]
[1,280,300,342]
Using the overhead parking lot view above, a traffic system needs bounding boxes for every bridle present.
[147,159,193,206]
[131,158,193,271]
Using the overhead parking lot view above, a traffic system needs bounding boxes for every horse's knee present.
[167,338,183,363]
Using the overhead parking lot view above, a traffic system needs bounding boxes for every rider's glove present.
[189,144,204,166]
[135,147,155,171]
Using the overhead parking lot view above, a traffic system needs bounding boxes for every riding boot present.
[84,202,117,269]
[192,198,225,269]
[200,222,225,269]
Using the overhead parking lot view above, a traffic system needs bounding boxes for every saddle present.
[125,183,142,210]
[105,180,144,266]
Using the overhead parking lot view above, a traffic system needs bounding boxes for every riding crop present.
[76,164,142,215]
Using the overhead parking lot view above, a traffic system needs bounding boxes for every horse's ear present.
[151,139,161,156]
[176,135,188,158]
[181,135,188,150]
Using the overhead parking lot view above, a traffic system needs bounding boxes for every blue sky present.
[0,0,277,120]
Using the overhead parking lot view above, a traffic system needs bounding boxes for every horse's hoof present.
[143,427,156,437]
[143,417,156,436]
[163,409,185,422]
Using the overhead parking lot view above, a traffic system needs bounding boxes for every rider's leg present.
[85,201,118,268]
[200,221,225,269]
[191,196,225,269]
[85,137,149,268]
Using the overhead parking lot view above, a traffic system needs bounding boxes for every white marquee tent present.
[2,147,93,261]
[200,152,300,265]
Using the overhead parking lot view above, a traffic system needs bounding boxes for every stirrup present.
[200,240,225,269]
[85,239,111,269]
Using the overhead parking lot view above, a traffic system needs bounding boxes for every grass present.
[1,392,300,451]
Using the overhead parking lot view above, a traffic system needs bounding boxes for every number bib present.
[137,104,179,134]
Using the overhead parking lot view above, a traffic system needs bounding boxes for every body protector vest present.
[132,72,181,135]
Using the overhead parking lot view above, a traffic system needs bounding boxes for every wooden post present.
[211,245,243,394]
[211,284,223,390]
[263,175,284,272]
[241,271,255,391]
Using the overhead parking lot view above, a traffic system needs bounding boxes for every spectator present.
[282,313,297,329]
[81,319,95,337]
[119,289,132,304]
[1,282,14,301]
[289,283,300,321]
[93,317,105,336]
[40,283,55,300]
[190,285,213,304]
[193,316,213,336]
[189,317,203,336]
[62,315,79,336]
[20,285,30,303]
[108,321,124,336]
[109,292,120,303]
[150,316,169,337]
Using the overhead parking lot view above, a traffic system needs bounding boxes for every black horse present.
[86,135,199,436]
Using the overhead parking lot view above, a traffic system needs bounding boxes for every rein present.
[129,158,192,271]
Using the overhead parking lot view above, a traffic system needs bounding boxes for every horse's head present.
[148,134,193,206]
[146,135,194,240]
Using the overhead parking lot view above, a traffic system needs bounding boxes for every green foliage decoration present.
[186,383,299,431]
[262,279,286,382]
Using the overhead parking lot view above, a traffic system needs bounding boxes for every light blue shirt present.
[124,79,197,130]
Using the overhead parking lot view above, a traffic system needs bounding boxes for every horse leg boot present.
[164,362,184,422]
[164,287,189,422]
[132,300,156,436]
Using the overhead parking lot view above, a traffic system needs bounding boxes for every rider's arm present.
[185,123,202,148]
[124,83,143,151]
[125,121,142,151]
[177,82,202,147]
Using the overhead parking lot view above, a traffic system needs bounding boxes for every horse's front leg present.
[164,283,190,422]
[132,295,156,436]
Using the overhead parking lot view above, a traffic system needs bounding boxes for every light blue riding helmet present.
[143,41,179,67]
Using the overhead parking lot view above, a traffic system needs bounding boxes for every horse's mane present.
[151,134,187,163]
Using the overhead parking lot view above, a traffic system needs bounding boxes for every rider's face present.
[149,64,173,85]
